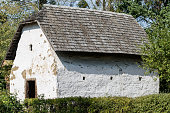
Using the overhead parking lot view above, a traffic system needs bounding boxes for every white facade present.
[10,24,159,100]
[10,24,58,100]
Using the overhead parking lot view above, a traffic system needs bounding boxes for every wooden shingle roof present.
[5,5,147,60]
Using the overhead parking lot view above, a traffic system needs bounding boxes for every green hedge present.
[0,92,169,113]
[131,93,170,112]
[24,96,92,113]
[87,97,132,112]
[0,91,24,113]
[24,94,170,113]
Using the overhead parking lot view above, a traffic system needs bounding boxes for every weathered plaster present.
[10,23,58,100]
[22,70,26,79]
[56,52,159,98]
[10,66,19,80]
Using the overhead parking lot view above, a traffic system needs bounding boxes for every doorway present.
[26,79,37,98]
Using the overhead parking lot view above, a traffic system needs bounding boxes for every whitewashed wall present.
[56,52,159,98]
[10,24,58,100]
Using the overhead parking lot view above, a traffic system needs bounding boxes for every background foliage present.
[141,4,170,92]
[0,90,24,113]
[0,1,39,90]
[0,1,38,65]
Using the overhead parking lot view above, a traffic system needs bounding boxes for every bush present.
[24,93,170,113]
[0,93,169,113]
[0,90,24,113]
[24,96,92,113]
[88,97,133,113]
[0,65,11,90]
[131,93,170,112]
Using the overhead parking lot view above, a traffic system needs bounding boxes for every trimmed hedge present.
[87,97,133,112]
[24,94,170,113]
[0,91,24,113]
[0,92,169,113]
[24,96,92,113]
[131,93,170,112]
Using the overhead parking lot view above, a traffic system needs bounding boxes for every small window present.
[83,77,85,80]
[110,77,113,80]
[29,44,32,51]
[139,77,142,81]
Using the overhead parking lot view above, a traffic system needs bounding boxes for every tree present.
[77,0,168,27]
[77,0,89,8]
[141,5,170,92]
[0,11,7,24]
[0,1,38,89]
[49,0,57,5]
[0,1,38,63]
[38,0,48,9]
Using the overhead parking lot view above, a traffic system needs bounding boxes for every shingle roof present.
[5,5,147,60]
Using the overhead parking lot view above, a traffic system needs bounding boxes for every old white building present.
[5,5,159,100]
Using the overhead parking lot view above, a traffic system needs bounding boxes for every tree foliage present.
[77,0,89,8]
[142,5,170,92]
[0,1,38,63]
[0,1,38,89]
[77,0,169,27]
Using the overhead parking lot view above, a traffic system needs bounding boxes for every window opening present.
[83,77,85,80]
[29,44,32,51]
[110,76,113,80]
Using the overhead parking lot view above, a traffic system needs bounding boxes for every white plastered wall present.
[10,23,58,100]
[56,52,159,98]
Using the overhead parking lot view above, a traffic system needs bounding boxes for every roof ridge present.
[43,4,132,17]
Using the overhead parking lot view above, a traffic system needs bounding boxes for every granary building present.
[5,5,159,100]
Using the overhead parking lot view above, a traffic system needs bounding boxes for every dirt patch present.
[12,66,19,71]
[51,60,57,75]
[53,66,57,75]
[40,34,43,37]
[10,73,16,80]
[22,70,26,79]
[28,69,32,76]
[10,66,19,80]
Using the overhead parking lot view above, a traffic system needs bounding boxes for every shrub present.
[0,90,24,113]
[24,96,92,113]
[88,97,133,113]
[0,93,170,113]
[24,94,170,113]
[131,93,170,112]
[0,65,11,90]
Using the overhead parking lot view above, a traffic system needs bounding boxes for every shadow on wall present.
[56,52,146,76]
